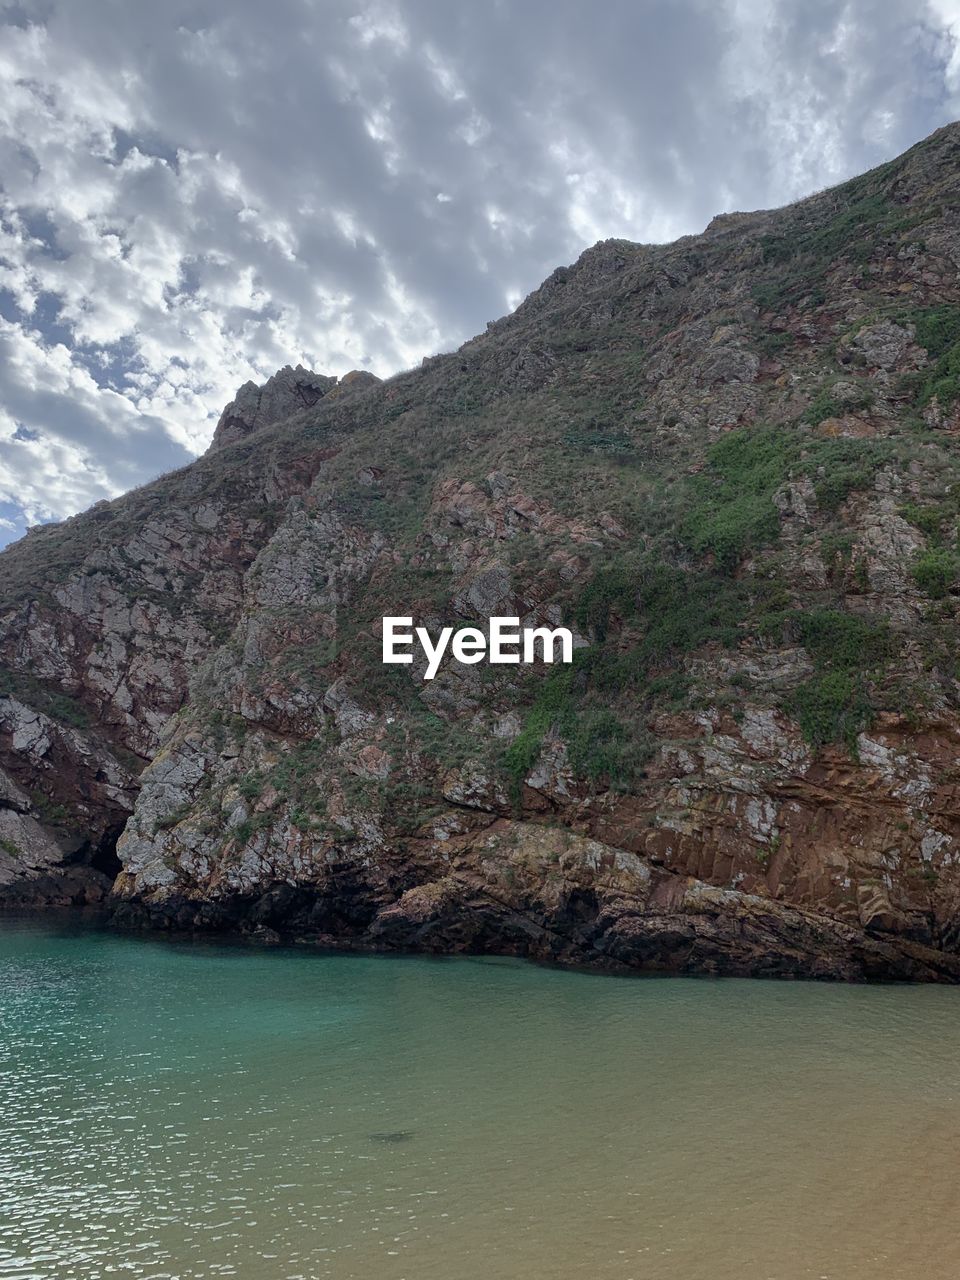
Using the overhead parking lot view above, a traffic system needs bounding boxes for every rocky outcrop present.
[111,814,960,982]
[0,759,118,906]
[209,365,338,451]
[5,125,960,979]
[0,425,335,896]
[208,365,384,452]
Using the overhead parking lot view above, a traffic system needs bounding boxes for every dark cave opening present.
[65,823,125,882]
[89,827,124,880]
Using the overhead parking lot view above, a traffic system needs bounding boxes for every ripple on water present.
[2,918,960,1280]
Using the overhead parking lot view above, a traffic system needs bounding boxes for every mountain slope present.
[3,124,960,977]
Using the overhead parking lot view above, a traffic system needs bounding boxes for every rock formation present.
[209,365,338,451]
[3,124,960,978]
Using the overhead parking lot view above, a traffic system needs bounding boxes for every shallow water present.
[1,918,959,1280]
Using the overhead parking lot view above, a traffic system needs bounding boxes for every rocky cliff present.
[4,125,960,979]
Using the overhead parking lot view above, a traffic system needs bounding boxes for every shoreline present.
[4,887,959,985]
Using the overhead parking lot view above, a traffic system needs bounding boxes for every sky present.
[1,0,959,549]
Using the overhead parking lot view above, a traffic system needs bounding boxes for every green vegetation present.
[0,665,91,730]
[760,608,891,671]
[27,791,70,829]
[675,424,888,571]
[899,501,948,543]
[912,547,960,598]
[803,381,874,426]
[574,559,636,641]
[575,556,758,653]
[819,532,854,580]
[909,304,960,410]
[502,666,576,788]
[632,565,752,658]
[266,737,330,802]
[751,328,794,359]
[502,657,653,796]
[809,437,889,511]
[911,305,960,360]
[562,428,636,458]
[519,396,905,780]
[507,556,774,793]
[680,426,789,569]
[886,204,942,234]
[760,192,896,272]
[799,194,893,264]
[761,608,894,752]
[787,671,873,751]
[749,158,930,312]
[231,813,273,847]
[899,483,960,598]
[919,369,958,411]
[228,736,334,834]
[336,478,430,540]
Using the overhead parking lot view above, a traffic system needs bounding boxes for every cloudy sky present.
[1,0,959,548]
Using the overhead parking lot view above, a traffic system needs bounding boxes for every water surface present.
[2,917,959,1280]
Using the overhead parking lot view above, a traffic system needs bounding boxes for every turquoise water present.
[2,919,960,1279]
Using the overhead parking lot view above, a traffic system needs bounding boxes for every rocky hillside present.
[4,125,960,979]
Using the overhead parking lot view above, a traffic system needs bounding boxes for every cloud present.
[0,318,193,523]
[0,0,957,546]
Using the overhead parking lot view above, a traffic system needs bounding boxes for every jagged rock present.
[209,364,337,451]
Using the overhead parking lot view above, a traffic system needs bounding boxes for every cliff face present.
[4,125,960,978]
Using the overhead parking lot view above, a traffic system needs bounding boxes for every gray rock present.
[209,365,337,451]
[848,320,914,371]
